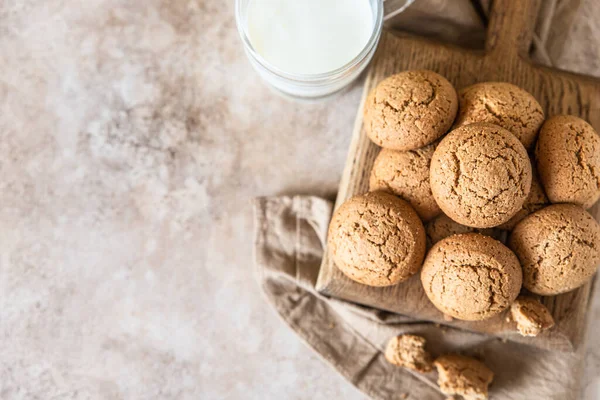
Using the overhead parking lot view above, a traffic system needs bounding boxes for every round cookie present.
[508,204,600,295]
[328,191,426,287]
[369,143,441,221]
[364,70,458,151]
[426,214,504,247]
[498,166,549,230]
[535,115,600,209]
[421,233,522,321]
[430,123,532,228]
[454,82,544,149]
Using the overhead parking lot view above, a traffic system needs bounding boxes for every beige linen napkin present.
[254,196,587,400]
[253,1,600,398]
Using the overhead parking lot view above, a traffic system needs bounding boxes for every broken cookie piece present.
[510,296,555,337]
[434,354,494,400]
[384,334,433,373]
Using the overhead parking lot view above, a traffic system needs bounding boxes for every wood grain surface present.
[316,0,600,352]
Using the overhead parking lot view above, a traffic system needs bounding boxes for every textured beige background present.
[0,0,599,399]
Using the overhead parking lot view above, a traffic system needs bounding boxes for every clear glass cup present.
[235,0,385,100]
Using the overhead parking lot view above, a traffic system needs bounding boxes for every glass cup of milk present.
[235,0,384,99]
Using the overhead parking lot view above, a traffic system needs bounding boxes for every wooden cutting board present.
[316,0,600,352]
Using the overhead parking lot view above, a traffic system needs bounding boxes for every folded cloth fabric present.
[254,196,589,400]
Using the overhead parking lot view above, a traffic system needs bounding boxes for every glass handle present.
[383,0,416,21]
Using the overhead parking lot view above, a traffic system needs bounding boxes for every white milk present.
[246,0,374,75]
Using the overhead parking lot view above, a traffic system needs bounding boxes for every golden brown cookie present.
[426,214,504,247]
[454,82,544,149]
[328,191,426,287]
[497,165,548,230]
[434,354,494,400]
[510,296,555,337]
[536,115,600,209]
[364,70,458,151]
[384,334,433,373]
[508,204,600,295]
[430,123,532,228]
[369,143,441,221]
[421,233,522,321]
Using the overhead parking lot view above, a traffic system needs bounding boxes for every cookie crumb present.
[384,334,433,373]
[401,393,408,399]
[443,314,454,322]
[434,354,494,400]
[510,296,555,337]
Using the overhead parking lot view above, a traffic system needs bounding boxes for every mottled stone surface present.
[0,1,362,398]
[0,1,599,399]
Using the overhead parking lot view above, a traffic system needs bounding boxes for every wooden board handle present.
[485,0,541,58]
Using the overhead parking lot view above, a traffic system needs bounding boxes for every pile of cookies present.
[328,70,600,333]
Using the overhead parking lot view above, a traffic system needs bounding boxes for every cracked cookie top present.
[454,82,544,149]
[535,115,600,209]
[364,70,458,151]
[430,123,532,228]
[327,191,426,287]
[508,204,600,295]
[369,143,441,221]
[497,165,549,230]
[421,233,522,321]
[426,214,504,247]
